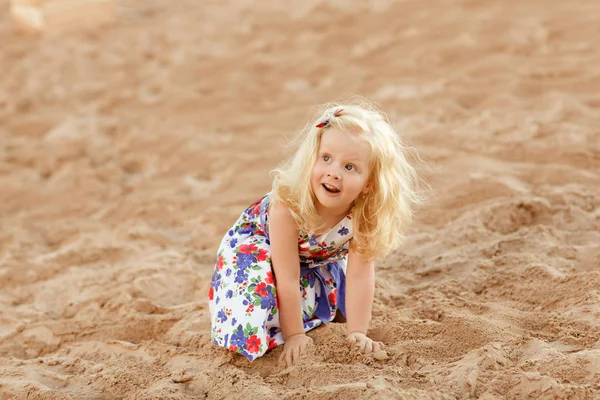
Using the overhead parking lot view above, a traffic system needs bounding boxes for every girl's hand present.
[279,333,313,367]
[347,332,385,353]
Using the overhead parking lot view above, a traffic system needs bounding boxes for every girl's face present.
[310,128,371,218]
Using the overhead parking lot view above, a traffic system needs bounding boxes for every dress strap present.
[259,194,271,242]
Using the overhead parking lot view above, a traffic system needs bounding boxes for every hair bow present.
[316,108,343,128]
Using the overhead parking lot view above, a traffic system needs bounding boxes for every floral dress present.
[208,193,352,361]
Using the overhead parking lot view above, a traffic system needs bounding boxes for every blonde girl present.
[208,101,421,366]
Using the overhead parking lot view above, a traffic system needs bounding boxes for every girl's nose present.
[326,169,341,179]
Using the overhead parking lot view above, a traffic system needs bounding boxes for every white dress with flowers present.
[208,193,352,361]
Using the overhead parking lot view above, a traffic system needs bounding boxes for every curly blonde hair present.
[270,100,423,261]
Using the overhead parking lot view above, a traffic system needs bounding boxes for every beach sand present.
[1,0,599,398]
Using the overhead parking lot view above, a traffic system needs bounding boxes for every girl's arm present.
[345,246,384,353]
[269,201,305,339]
[345,245,375,335]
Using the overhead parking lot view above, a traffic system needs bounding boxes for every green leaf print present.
[244,323,253,336]
[307,305,314,316]
[251,265,262,271]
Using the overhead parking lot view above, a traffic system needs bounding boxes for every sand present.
[1,0,599,398]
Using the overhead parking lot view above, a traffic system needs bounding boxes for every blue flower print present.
[310,272,317,286]
[234,269,249,284]
[268,326,280,336]
[309,235,319,245]
[260,293,276,309]
[237,253,256,270]
[230,325,246,348]
[218,310,228,323]
[338,226,349,236]
[211,272,221,289]
[229,238,238,248]
[238,225,254,235]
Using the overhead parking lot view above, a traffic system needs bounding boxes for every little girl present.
[208,102,421,366]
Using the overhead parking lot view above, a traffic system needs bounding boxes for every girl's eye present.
[323,155,330,162]
[345,164,355,171]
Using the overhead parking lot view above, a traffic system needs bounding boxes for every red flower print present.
[239,244,258,254]
[208,286,214,300]
[229,345,238,352]
[254,282,269,297]
[265,271,274,285]
[248,202,261,216]
[246,335,261,353]
[267,337,278,350]
[216,255,224,271]
[256,248,268,262]
[312,249,330,258]
[246,304,254,313]
[328,290,337,305]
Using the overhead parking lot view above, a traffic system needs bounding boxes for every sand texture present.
[1,0,599,398]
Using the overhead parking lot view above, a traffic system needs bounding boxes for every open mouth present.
[322,183,340,193]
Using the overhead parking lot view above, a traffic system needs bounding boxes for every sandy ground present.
[1,0,600,398]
